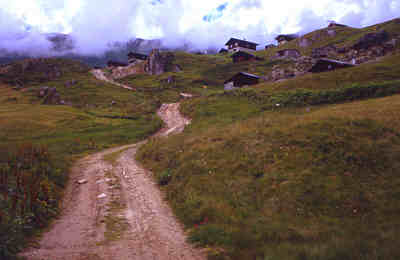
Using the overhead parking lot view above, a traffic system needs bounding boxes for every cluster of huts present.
[106,21,354,91]
[221,21,354,89]
[106,52,148,68]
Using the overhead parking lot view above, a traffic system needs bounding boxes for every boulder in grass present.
[352,30,389,50]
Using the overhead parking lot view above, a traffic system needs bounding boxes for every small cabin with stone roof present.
[309,58,354,73]
[232,51,263,63]
[224,72,260,90]
[225,38,259,53]
[127,52,148,64]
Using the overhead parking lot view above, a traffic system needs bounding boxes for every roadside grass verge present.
[138,94,400,259]
[0,59,162,259]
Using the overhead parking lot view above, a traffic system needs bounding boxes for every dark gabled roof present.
[237,72,260,78]
[224,72,260,83]
[225,38,259,46]
[318,58,353,65]
[275,34,298,41]
[127,52,148,60]
[328,22,348,28]
[309,58,354,73]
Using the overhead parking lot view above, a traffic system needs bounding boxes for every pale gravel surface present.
[21,76,202,259]
[91,69,134,90]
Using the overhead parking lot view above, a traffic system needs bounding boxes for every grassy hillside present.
[256,17,400,59]
[137,24,400,259]
[1,17,400,260]
[0,59,163,258]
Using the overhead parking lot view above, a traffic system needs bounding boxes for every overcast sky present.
[0,0,399,55]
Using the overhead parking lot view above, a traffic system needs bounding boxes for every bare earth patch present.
[21,103,203,260]
[91,69,134,91]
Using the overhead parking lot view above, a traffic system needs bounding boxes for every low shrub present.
[0,143,61,259]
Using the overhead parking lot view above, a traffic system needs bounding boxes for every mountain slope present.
[135,18,400,260]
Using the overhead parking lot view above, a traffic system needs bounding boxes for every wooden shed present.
[309,58,354,73]
[225,38,259,53]
[232,51,262,63]
[224,72,260,89]
[127,52,148,63]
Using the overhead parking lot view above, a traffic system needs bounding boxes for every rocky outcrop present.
[273,49,301,60]
[38,86,63,105]
[343,35,399,64]
[312,28,338,42]
[266,56,315,81]
[352,30,389,50]
[312,45,337,58]
[110,62,145,79]
[145,49,177,75]
[298,38,313,48]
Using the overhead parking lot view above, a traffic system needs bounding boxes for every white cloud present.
[0,0,398,54]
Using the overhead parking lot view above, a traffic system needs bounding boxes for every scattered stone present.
[327,29,336,37]
[65,80,77,88]
[97,193,107,199]
[173,64,183,72]
[111,100,116,105]
[352,30,389,50]
[162,76,176,84]
[273,49,301,59]
[311,45,337,58]
[43,87,62,105]
[77,179,88,184]
[38,86,49,98]
[180,93,193,99]
[299,38,312,48]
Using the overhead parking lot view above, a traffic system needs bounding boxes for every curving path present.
[21,74,203,259]
[91,69,134,90]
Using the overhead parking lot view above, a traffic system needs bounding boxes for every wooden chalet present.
[309,58,354,73]
[232,51,263,63]
[224,72,260,89]
[225,38,259,53]
[127,52,148,63]
[107,60,128,67]
[275,34,298,45]
[219,48,228,54]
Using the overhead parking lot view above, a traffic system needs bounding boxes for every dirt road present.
[91,69,134,90]
[21,103,203,260]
